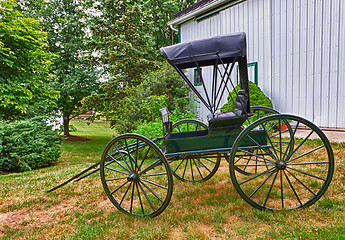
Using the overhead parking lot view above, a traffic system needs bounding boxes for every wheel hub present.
[276,161,287,170]
[127,173,139,182]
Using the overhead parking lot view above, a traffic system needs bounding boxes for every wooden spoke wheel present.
[172,119,207,133]
[229,114,334,210]
[245,106,280,125]
[168,119,220,182]
[100,133,173,217]
[168,153,221,182]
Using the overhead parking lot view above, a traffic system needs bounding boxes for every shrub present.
[133,104,199,139]
[221,81,273,112]
[104,63,191,133]
[0,118,63,172]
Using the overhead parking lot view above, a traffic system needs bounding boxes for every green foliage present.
[0,118,62,172]
[221,81,273,112]
[0,0,58,120]
[133,107,199,139]
[41,0,100,136]
[85,63,191,133]
[88,0,195,84]
[85,0,197,132]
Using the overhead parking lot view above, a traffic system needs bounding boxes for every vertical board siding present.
[179,0,344,128]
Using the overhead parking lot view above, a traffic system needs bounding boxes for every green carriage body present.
[165,126,266,155]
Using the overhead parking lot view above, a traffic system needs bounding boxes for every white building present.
[169,0,345,128]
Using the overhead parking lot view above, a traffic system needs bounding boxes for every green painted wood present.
[166,126,266,154]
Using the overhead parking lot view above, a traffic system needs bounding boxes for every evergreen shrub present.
[221,81,273,112]
[0,118,62,172]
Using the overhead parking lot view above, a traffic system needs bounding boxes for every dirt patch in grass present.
[66,135,90,141]
[168,227,184,239]
[0,210,27,225]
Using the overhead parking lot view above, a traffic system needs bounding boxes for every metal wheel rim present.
[229,114,334,210]
[100,133,173,217]
[172,119,207,133]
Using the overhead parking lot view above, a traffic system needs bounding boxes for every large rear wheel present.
[229,114,334,210]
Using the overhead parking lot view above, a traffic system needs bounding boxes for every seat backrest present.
[234,89,249,114]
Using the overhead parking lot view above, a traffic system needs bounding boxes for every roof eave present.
[168,0,230,27]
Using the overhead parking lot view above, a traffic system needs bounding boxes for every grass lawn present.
[1,120,345,239]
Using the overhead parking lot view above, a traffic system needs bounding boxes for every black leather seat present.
[208,90,249,129]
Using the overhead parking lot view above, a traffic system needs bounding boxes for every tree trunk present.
[63,114,70,136]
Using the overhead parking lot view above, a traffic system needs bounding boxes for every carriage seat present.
[208,90,249,129]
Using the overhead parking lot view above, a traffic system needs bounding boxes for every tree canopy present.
[0,0,58,120]
[17,0,101,136]
[42,0,100,136]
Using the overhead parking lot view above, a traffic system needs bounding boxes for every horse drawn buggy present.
[50,32,334,217]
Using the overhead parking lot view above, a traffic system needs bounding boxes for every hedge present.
[0,118,62,172]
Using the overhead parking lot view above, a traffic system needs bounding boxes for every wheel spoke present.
[111,181,128,195]
[280,170,284,208]
[104,166,130,175]
[140,178,168,190]
[173,159,185,172]
[287,145,325,163]
[202,157,217,164]
[105,176,128,181]
[239,167,276,185]
[261,123,279,162]
[138,181,156,211]
[238,148,276,164]
[107,153,131,174]
[287,166,326,181]
[136,182,145,215]
[286,130,315,160]
[284,170,303,205]
[114,144,133,172]
[197,159,212,173]
[235,163,275,167]
[138,159,161,175]
[263,170,279,207]
[140,172,167,177]
[192,158,204,178]
[182,159,188,179]
[285,169,317,196]
[124,138,135,171]
[282,122,300,160]
[130,182,135,213]
[136,145,152,172]
[119,182,132,207]
[135,139,139,172]
[190,159,194,181]
[139,180,164,203]
[242,134,277,161]
[249,170,276,198]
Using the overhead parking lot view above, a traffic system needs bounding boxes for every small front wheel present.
[100,133,173,217]
[229,114,334,210]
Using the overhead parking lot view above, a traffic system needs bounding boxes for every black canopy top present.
[160,32,246,69]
